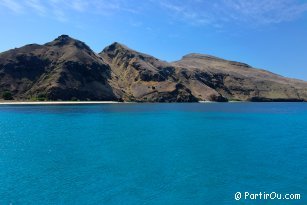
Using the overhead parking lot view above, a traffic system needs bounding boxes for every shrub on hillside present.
[2,91,13,100]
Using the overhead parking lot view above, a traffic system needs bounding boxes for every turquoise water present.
[0,103,306,204]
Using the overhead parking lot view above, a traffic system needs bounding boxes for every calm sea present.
[0,103,306,204]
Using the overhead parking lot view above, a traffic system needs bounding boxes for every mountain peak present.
[52,34,75,45]
[56,34,72,40]
[111,42,126,47]
[181,53,251,68]
[182,53,223,61]
[45,34,91,51]
[102,42,130,53]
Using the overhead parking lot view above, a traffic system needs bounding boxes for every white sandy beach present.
[0,101,122,105]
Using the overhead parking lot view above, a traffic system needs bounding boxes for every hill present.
[0,35,306,102]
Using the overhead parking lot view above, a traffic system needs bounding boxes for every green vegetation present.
[30,93,47,101]
[2,91,13,100]
[71,97,79,101]
[37,93,47,101]
[229,99,242,102]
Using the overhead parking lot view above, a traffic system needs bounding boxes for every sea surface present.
[0,103,306,205]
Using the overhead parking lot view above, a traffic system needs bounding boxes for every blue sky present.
[0,0,307,80]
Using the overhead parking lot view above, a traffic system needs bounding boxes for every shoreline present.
[0,101,122,105]
[0,101,305,105]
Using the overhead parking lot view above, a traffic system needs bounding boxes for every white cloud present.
[26,0,46,16]
[160,0,307,26]
[70,0,89,12]
[224,0,307,24]
[0,0,140,21]
[0,0,23,13]
[1,0,306,27]
[160,1,210,26]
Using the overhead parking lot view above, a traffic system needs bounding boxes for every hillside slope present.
[0,35,306,102]
[0,35,117,101]
[173,54,307,102]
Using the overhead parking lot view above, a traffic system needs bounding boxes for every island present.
[0,35,306,102]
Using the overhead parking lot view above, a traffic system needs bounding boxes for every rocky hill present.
[0,35,306,102]
[0,35,117,101]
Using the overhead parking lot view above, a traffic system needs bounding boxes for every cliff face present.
[0,35,306,102]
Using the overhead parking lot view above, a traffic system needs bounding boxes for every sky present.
[0,0,306,80]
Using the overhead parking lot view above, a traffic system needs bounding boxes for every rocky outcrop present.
[0,35,306,102]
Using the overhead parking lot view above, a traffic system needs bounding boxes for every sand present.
[0,101,122,105]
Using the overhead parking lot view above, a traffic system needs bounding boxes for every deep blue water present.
[0,103,306,205]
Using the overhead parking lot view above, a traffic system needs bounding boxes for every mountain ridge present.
[0,35,306,102]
